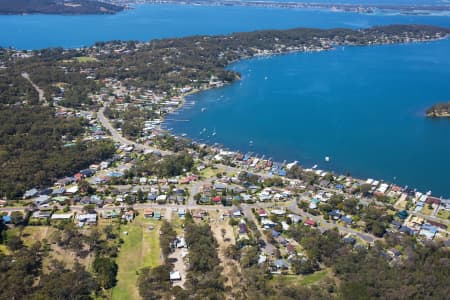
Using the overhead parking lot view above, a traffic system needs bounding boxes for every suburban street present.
[98,104,172,156]
[0,104,396,248]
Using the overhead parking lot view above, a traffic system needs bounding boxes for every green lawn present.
[420,205,434,216]
[200,166,226,179]
[112,214,161,300]
[0,244,10,255]
[272,270,328,287]
[74,56,98,63]
[437,209,450,220]
[298,270,328,285]
[171,215,184,235]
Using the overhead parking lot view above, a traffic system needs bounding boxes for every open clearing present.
[74,56,98,63]
[5,225,91,269]
[209,211,244,297]
[112,213,161,300]
[437,209,450,220]
[271,269,329,287]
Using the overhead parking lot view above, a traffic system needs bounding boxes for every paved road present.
[188,180,207,206]
[241,204,277,255]
[285,200,380,243]
[1,200,382,242]
[97,104,172,156]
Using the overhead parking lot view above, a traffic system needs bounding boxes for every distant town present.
[113,0,450,16]
[1,24,449,299]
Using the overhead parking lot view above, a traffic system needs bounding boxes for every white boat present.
[325,156,330,162]
[201,107,206,112]
[312,164,318,169]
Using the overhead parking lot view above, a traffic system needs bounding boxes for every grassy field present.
[437,209,450,220]
[112,213,161,300]
[0,244,10,254]
[199,167,225,179]
[74,56,98,63]
[171,214,185,235]
[298,270,328,285]
[19,226,53,246]
[272,270,328,287]
[420,205,434,216]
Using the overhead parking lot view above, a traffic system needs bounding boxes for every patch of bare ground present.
[210,212,245,299]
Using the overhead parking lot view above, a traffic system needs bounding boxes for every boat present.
[325,156,330,162]
[312,164,318,169]
[201,107,206,112]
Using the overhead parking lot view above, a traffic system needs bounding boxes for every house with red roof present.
[304,219,317,227]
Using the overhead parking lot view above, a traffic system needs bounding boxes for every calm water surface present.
[1,4,450,49]
[1,4,449,196]
[165,39,450,197]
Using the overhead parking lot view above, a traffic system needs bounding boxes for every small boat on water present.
[312,164,318,169]
[201,107,206,112]
[325,156,330,162]
[181,133,187,137]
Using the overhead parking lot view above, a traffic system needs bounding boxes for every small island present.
[426,101,450,118]
[0,0,124,15]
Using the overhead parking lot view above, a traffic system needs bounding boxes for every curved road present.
[97,104,172,156]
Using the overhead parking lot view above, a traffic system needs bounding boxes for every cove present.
[164,38,450,197]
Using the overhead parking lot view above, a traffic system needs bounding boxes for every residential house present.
[77,213,97,225]
[304,219,317,227]
[272,259,290,271]
[50,213,73,221]
[143,208,154,218]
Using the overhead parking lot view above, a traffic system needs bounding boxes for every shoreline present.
[426,112,450,118]
[159,39,450,199]
[140,1,450,16]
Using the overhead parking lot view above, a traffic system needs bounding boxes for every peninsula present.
[426,101,450,117]
[0,0,124,15]
[1,24,450,300]
[1,24,449,198]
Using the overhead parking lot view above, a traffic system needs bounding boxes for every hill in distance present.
[0,0,124,15]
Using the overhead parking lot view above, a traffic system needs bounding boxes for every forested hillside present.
[0,0,123,15]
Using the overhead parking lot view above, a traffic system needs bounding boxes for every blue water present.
[165,39,450,197]
[1,4,450,49]
[1,3,449,196]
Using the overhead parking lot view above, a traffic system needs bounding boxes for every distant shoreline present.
[0,0,125,15]
[141,0,450,16]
